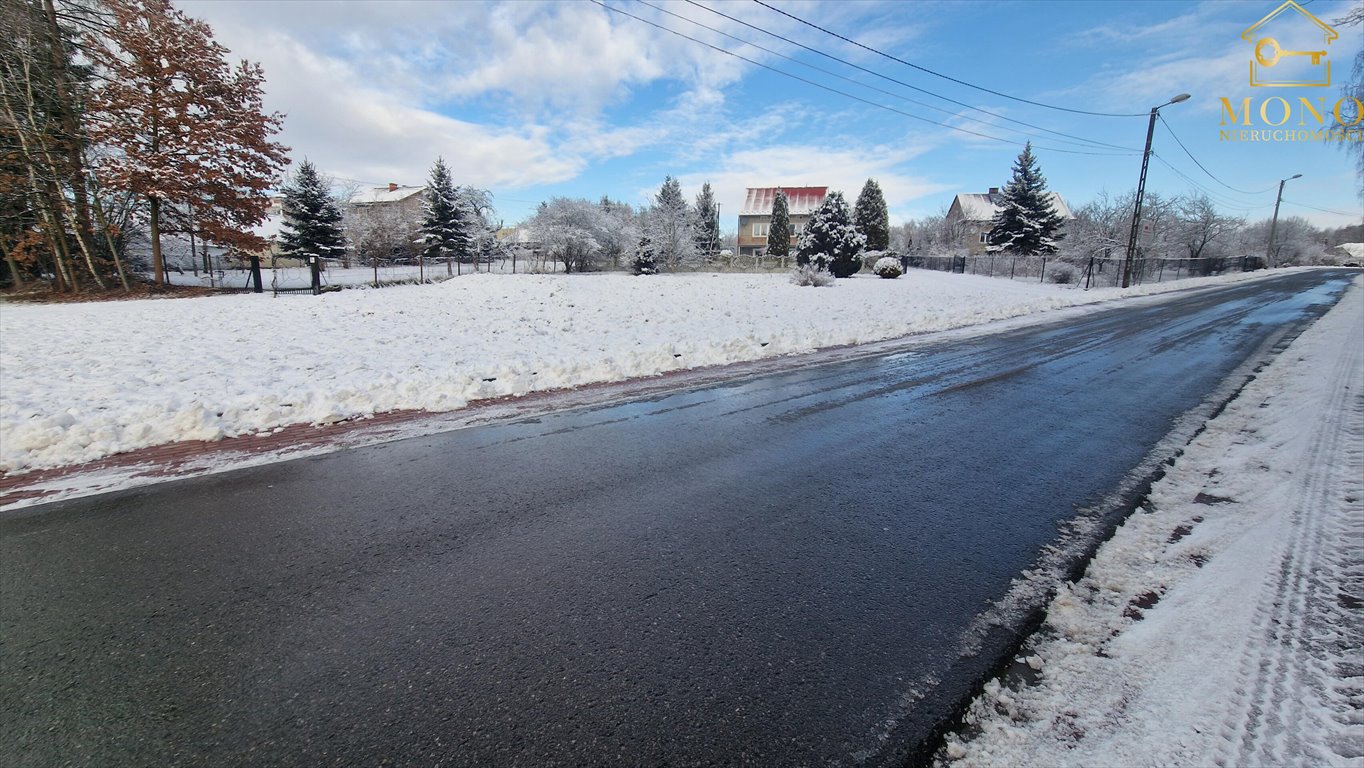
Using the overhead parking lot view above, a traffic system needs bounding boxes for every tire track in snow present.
[938,276,1364,768]
[1224,320,1363,767]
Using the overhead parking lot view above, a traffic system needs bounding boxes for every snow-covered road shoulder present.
[939,276,1364,767]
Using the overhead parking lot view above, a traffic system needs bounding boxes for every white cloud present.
[200,27,579,189]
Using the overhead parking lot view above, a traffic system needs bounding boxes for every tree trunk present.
[1,238,25,289]
[149,195,165,286]
[41,0,101,278]
[54,187,107,290]
[188,205,198,276]
[89,188,131,291]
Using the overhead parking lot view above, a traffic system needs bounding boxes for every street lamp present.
[1265,174,1302,268]
[1123,92,1191,288]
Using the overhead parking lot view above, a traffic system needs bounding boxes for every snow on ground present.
[0,268,1299,473]
[939,276,1364,767]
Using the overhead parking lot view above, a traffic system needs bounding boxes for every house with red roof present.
[736,186,828,260]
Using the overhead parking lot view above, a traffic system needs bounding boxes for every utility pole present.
[1265,174,1301,268]
[1123,93,1190,288]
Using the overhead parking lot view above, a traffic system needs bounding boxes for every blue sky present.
[184,0,1362,231]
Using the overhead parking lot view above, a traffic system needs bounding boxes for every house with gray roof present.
[945,187,1074,254]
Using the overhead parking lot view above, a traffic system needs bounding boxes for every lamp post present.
[1123,92,1191,288]
[1265,174,1301,268]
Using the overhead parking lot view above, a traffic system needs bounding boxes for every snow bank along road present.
[1,270,1354,767]
[941,276,1364,767]
[0,267,1299,475]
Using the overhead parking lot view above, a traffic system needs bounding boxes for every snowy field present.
[0,268,1302,473]
[939,276,1364,767]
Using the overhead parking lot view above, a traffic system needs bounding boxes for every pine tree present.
[279,160,346,262]
[768,189,791,264]
[797,191,865,277]
[987,143,1066,255]
[648,175,694,270]
[631,235,657,275]
[854,178,890,252]
[85,0,288,286]
[421,157,470,270]
[692,182,719,260]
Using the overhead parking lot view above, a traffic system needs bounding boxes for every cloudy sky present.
[181,0,1362,230]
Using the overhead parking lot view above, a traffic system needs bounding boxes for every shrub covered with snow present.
[631,236,658,275]
[797,191,865,278]
[790,264,835,287]
[1046,262,1079,284]
[873,257,903,279]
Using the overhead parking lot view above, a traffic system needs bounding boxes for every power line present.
[1156,113,1280,196]
[751,0,1148,118]
[593,1,1138,156]
[678,0,1136,152]
[1281,199,1361,217]
[1149,153,1274,213]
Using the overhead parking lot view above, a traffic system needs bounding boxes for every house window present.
[979,232,988,244]
[752,222,769,238]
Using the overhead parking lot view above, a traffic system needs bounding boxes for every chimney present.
[388,183,398,192]
[988,187,999,195]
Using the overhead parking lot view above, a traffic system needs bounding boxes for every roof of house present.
[952,190,1073,222]
[349,185,426,205]
[740,186,828,216]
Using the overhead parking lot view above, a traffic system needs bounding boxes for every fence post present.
[1084,256,1095,290]
[309,256,321,295]
[1157,259,1165,282]
[1039,257,1046,283]
[1009,256,1016,279]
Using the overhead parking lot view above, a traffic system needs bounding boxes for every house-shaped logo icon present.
[1242,0,1338,87]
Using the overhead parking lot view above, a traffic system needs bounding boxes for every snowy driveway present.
[0,270,1355,767]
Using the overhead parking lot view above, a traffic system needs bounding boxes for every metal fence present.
[904,253,1268,288]
[162,249,1269,296]
[165,251,567,295]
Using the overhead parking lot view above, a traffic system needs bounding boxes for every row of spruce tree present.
[272,143,1072,283]
[277,157,495,276]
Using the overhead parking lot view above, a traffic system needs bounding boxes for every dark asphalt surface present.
[1,270,1355,767]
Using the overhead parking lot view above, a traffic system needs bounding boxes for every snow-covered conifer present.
[692,182,720,261]
[854,179,890,252]
[632,236,658,275]
[987,143,1066,255]
[768,189,791,264]
[279,160,347,262]
[646,176,695,270]
[421,158,471,266]
[797,191,865,278]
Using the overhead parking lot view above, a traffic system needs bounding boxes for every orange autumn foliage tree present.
[84,0,288,286]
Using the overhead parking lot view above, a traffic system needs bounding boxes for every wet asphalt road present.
[1,270,1355,767]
